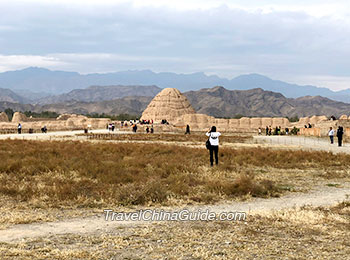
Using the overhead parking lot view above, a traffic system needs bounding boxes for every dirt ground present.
[1,130,350,259]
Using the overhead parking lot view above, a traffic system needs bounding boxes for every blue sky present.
[0,0,350,90]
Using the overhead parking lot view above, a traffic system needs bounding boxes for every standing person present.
[150,125,154,133]
[206,126,221,166]
[258,127,262,135]
[146,126,149,133]
[265,126,269,136]
[17,123,22,134]
[185,125,190,134]
[328,127,334,144]
[337,126,344,147]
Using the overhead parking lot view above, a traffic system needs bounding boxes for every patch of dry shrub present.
[1,140,348,207]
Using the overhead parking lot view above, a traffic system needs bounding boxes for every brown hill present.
[2,86,350,118]
[184,87,350,118]
[37,85,161,104]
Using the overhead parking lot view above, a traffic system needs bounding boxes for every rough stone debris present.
[0,112,9,122]
[141,88,195,123]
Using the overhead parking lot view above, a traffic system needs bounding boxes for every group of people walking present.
[328,126,344,146]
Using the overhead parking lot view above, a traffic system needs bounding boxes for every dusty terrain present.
[0,131,349,259]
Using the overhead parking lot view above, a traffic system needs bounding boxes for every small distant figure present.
[337,126,344,147]
[268,126,272,136]
[258,127,262,135]
[265,126,269,136]
[41,125,47,133]
[308,123,312,128]
[111,123,115,132]
[150,126,154,133]
[206,126,221,167]
[285,128,289,135]
[328,127,334,144]
[132,124,137,133]
[146,126,149,133]
[330,115,336,121]
[185,125,190,134]
[17,123,22,134]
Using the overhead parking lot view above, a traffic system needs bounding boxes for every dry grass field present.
[0,136,350,259]
[1,202,349,259]
[84,132,252,144]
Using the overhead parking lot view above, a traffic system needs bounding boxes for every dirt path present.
[254,135,350,154]
[0,184,349,244]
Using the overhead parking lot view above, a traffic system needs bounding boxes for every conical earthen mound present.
[0,112,9,122]
[11,112,28,123]
[141,88,195,123]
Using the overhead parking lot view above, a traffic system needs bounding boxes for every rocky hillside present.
[0,88,30,103]
[0,96,152,116]
[184,87,350,118]
[2,86,350,118]
[36,85,161,104]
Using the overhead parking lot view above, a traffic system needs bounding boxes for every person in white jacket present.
[206,126,221,166]
[328,127,334,144]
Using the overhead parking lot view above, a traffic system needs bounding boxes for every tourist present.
[185,125,190,134]
[337,126,344,147]
[285,128,289,135]
[258,127,262,135]
[41,125,47,133]
[328,127,334,144]
[111,123,115,132]
[150,126,154,133]
[146,126,149,133]
[17,123,22,134]
[206,126,221,166]
[132,124,138,133]
[265,126,269,136]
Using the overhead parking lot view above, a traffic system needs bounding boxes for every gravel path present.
[254,135,350,154]
[0,184,349,243]
[0,129,130,141]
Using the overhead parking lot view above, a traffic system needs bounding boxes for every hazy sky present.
[1,0,350,90]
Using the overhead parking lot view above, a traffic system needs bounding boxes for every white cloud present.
[0,1,350,90]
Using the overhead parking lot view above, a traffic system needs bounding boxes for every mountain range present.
[1,67,350,103]
[2,86,350,118]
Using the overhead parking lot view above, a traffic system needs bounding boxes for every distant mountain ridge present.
[0,88,30,103]
[36,85,161,105]
[1,67,350,103]
[184,87,350,118]
[2,86,350,118]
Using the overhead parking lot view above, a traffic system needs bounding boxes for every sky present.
[0,0,350,90]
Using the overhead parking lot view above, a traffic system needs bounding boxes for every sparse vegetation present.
[0,140,350,210]
[4,108,14,121]
[1,201,349,259]
[85,113,140,121]
[0,140,282,209]
[287,115,299,122]
[84,133,252,144]
[23,110,59,118]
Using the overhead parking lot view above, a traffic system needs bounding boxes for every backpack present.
[206,134,211,150]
